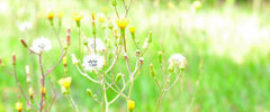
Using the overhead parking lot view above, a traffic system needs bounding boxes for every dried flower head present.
[82,54,105,71]
[168,54,187,69]
[30,37,52,54]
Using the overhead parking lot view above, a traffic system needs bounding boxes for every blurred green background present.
[0,0,270,111]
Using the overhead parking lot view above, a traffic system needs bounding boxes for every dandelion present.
[127,100,135,111]
[87,38,106,52]
[168,54,187,69]
[18,21,32,32]
[15,101,23,112]
[82,54,105,71]
[116,18,129,29]
[30,37,52,54]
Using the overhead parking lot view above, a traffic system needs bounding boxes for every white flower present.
[88,38,106,52]
[82,54,105,71]
[168,54,187,69]
[30,37,52,53]
[18,21,32,32]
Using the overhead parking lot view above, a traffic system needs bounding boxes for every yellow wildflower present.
[127,100,135,111]
[58,77,72,89]
[72,13,83,22]
[47,11,54,20]
[116,18,129,29]
[129,26,135,34]
[16,102,23,112]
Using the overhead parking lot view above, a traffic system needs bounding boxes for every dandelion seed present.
[87,38,106,52]
[82,54,105,71]
[168,54,187,69]
[30,37,52,54]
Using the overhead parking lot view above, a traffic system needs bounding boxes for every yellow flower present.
[72,13,83,22]
[63,56,67,66]
[58,77,72,89]
[127,100,135,111]
[58,11,63,19]
[28,87,34,98]
[117,18,129,29]
[91,12,95,20]
[40,87,46,95]
[16,102,23,112]
[47,11,54,20]
[129,26,135,34]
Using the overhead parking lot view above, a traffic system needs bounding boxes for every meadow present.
[0,0,270,112]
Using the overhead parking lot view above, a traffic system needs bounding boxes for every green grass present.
[0,0,270,112]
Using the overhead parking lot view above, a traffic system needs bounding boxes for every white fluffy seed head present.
[82,54,105,71]
[30,37,52,53]
[168,54,187,69]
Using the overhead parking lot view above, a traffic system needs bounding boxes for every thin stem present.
[102,75,109,112]
[75,66,100,84]
[155,90,165,112]
[67,95,79,112]
[45,49,66,76]
[78,27,81,59]
[38,54,45,112]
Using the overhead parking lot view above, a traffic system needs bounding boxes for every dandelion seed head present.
[31,37,52,53]
[168,54,187,69]
[82,54,105,71]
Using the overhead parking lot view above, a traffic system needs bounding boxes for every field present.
[0,0,270,112]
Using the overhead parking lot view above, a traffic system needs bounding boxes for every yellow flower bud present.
[116,18,129,29]
[58,11,63,19]
[127,100,135,111]
[72,13,84,22]
[28,87,34,99]
[63,56,67,66]
[47,11,54,20]
[41,87,46,95]
[16,102,23,112]
[91,12,95,21]
[129,26,135,34]
[58,77,72,89]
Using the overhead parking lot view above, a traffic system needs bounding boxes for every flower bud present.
[112,0,117,6]
[139,57,144,65]
[20,38,28,48]
[16,101,23,112]
[158,51,162,63]
[91,12,95,21]
[150,64,155,77]
[66,28,71,46]
[115,73,124,82]
[136,50,140,57]
[127,100,135,111]
[63,56,67,67]
[124,53,128,60]
[86,88,93,97]
[0,58,2,66]
[28,87,34,99]
[71,54,79,66]
[12,53,16,65]
[41,87,46,95]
